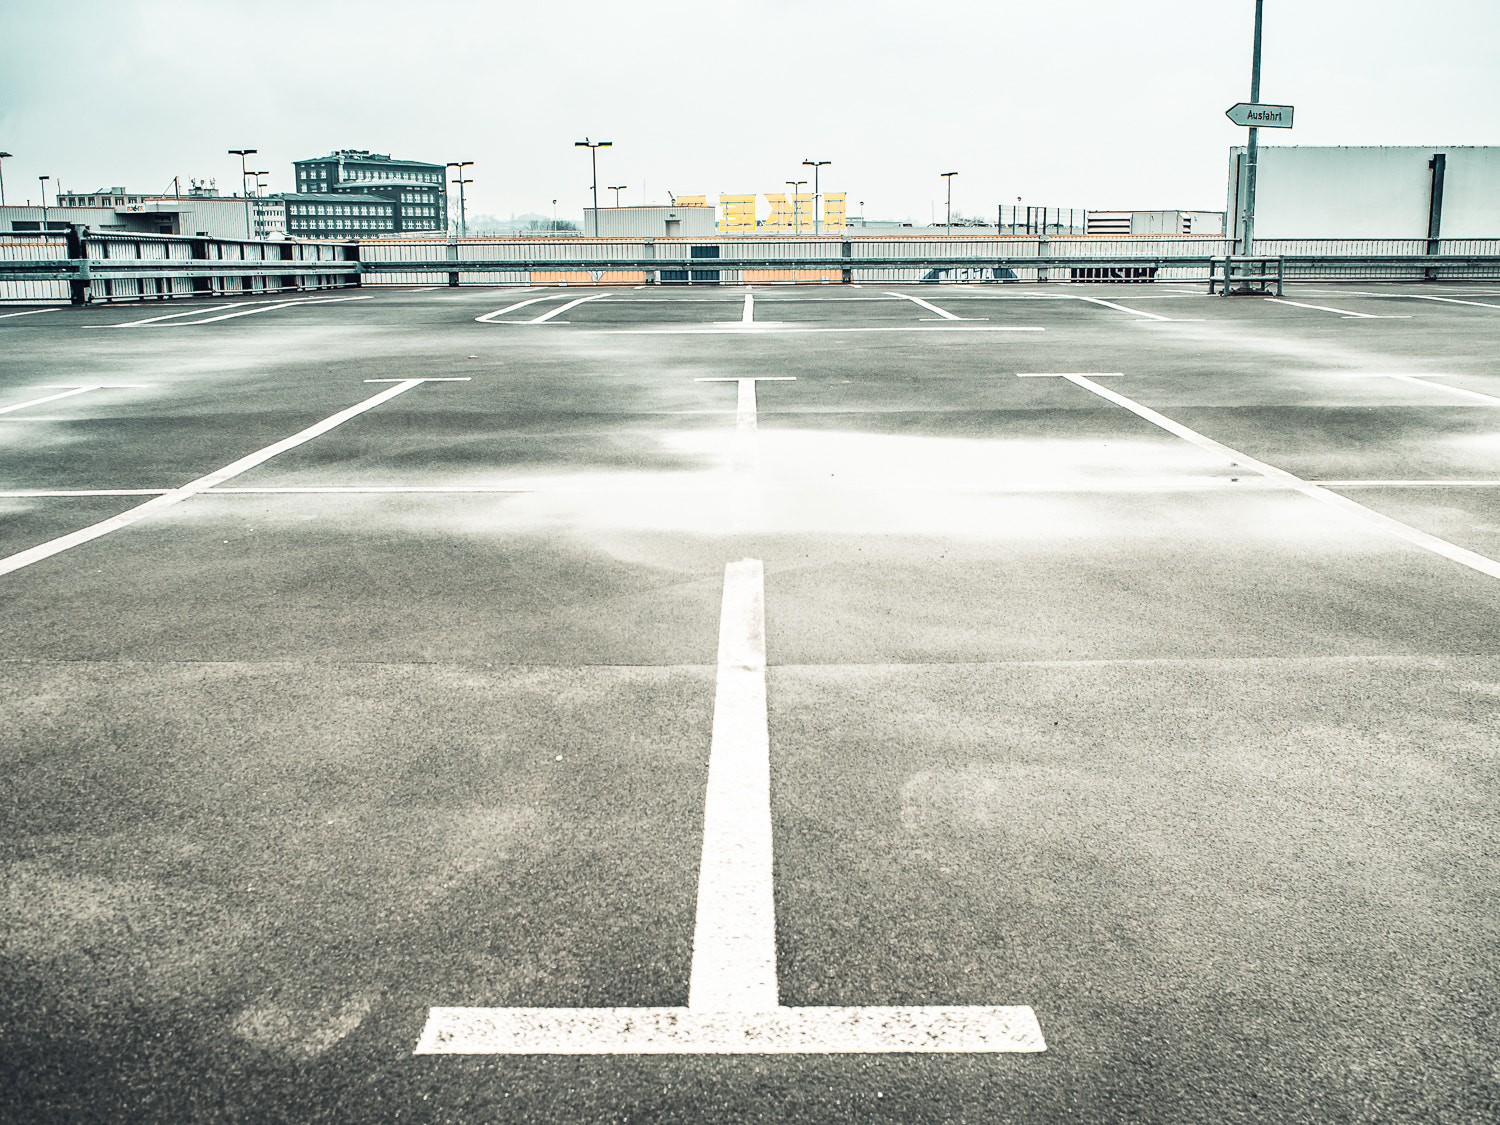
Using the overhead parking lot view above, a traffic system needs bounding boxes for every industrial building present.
[1228,145,1500,241]
[292,150,446,234]
[582,205,717,238]
[45,186,282,239]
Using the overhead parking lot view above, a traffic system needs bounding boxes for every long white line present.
[590,325,1042,336]
[1389,294,1500,311]
[474,295,559,322]
[1070,295,1174,322]
[162,295,374,326]
[529,292,611,323]
[414,560,1044,1054]
[689,559,778,1011]
[1312,480,1500,488]
[1385,374,1500,405]
[1265,297,1406,319]
[0,386,99,415]
[741,292,754,324]
[89,305,237,328]
[0,307,64,319]
[1053,373,1500,581]
[0,380,429,578]
[886,291,972,321]
[0,490,173,497]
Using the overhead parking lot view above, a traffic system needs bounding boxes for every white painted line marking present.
[0,307,65,319]
[530,293,611,323]
[1265,298,1407,319]
[1071,296,1173,322]
[1388,294,1500,311]
[0,386,100,414]
[0,489,173,497]
[0,380,435,578]
[88,305,237,328]
[1383,374,1500,405]
[1312,480,1500,489]
[415,1005,1045,1054]
[475,295,559,323]
[885,291,975,321]
[414,559,1044,1055]
[162,296,374,326]
[1016,372,1125,379]
[1054,373,1500,582]
[695,377,795,526]
[363,377,471,383]
[690,558,777,1011]
[590,325,1042,336]
[742,293,754,324]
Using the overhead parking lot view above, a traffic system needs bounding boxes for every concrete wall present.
[1229,146,1500,240]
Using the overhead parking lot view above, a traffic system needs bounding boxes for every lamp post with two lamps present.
[574,138,612,236]
[802,159,830,234]
[785,180,806,234]
[446,161,473,238]
[228,148,257,239]
[607,185,627,207]
[38,175,50,231]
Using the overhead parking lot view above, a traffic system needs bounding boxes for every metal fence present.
[4,229,1500,304]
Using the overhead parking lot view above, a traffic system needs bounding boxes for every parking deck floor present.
[2,281,1499,1123]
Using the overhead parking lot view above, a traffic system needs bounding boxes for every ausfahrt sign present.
[1226,102,1294,128]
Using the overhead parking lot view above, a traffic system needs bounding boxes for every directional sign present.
[1226,102,1294,128]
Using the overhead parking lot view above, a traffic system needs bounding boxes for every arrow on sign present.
[1226,102,1294,128]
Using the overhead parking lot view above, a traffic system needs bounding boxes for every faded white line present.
[1384,374,1500,405]
[886,291,978,321]
[0,380,432,578]
[1265,297,1406,319]
[89,304,237,328]
[1053,373,1500,582]
[162,295,375,326]
[0,307,65,319]
[0,386,100,414]
[696,377,794,526]
[529,292,611,323]
[1384,294,1500,311]
[1071,295,1173,322]
[1312,480,1500,489]
[590,325,1042,336]
[475,295,561,322]
[742,293,754,324]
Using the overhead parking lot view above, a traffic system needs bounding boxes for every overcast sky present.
[2,0,1497,223]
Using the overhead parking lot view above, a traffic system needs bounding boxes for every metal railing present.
[4,228,1500,304]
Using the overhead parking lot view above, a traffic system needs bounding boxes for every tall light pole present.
[607,185,627,207]
[941,171,958,236]
[802,159,831,234]
[38,174,50,230]
[250,170,269,238]
[228,148,256,240]
[0,152,10,206]
[1242,0,1265,255]
[447,161,473,238]
[574,138,612,236]
[786,181,806,234]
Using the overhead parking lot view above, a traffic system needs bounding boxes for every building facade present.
[52,186,269,239]
[292,150,447,234]
[281,193,396,239]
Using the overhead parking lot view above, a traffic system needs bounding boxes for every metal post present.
[1242,0,1264,256]
[0,152,10,206]
[229,149,257,241]
[803,159,830,235]
[38,175,49,231]
[786,182,806,234]
[941,171,957,236]
[574,139,612,237]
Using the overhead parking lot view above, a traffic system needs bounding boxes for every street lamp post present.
[1242,0,1265,255]
[0,152,11,206]
[447,161,474,238]
[250,170,269,238]
[802,159,830,234]
[941,171,958,236]
[786,181,806,234]
[574,138,612,236]
[228,148,257,240]
[607,185,627,207]
[38,175,50,231]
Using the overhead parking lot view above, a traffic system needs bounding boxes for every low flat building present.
[583,205,717,238]
[53,187,273,239]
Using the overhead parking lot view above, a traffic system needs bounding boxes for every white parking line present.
[0,307,65,319]
[0,379,436,578]
[1383,374,1500,405]
[1396,294,1500,311]
[474,295,561,323]
[160,295,375,326]
[696,376,795,527]
[742,293,754,324]
[414,560,1045,1055]
[529,292,611,323]
[590,325,1042,336]
[1043,373,1500,582]
[885,292,982,321]
[1265,298,1407,319]
[0,386,101,415]
[1071,296,1174,322]
[88,305,238,328]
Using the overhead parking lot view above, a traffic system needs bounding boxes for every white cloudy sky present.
[2,0,1496,223]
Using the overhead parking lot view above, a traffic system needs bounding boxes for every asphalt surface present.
[2,280,1499,1123]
